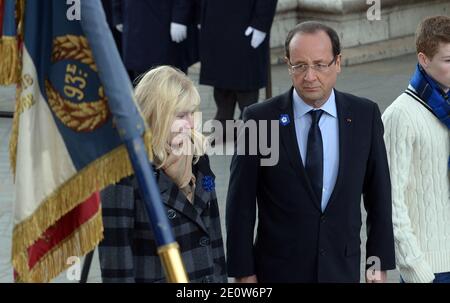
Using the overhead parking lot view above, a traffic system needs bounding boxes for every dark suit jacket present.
[226,88,395,283]
[112,0,199,73]
[199,0,277,90]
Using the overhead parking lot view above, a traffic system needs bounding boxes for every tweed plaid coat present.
[98,156,227,283]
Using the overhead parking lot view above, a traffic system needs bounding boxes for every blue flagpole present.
[2,0,16,36]
[79,0,188,282]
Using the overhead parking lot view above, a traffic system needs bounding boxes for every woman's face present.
[168,111,194,153]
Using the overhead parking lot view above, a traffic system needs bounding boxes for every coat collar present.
[157,162,212,233]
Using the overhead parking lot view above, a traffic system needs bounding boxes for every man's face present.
[421,42,450,92]
[286,31,341,106]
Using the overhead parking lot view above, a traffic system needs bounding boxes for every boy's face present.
[421,42,450,92]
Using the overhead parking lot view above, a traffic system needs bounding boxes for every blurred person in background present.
[113,0,199,79]
[198,0,278,143]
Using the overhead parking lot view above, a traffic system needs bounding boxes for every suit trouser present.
[213,87,259,122]
[212,88,259,143]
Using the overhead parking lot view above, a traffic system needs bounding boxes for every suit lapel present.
[278,88,321,211]
[324,89,353,213]
[158,170,208,233]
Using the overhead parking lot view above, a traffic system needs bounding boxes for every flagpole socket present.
[157,242,189,283]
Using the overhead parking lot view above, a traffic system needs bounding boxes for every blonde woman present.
[99,66,227,283]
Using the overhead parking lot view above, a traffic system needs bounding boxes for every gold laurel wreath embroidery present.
[52,35,97,72]
[45,35,110,132]
[46,81,109,132]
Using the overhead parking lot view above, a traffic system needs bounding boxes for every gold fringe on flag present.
[16,0,25,42]
[0,36,20,85]
[11,131,154,282]
[15,210,104,283]
[8,83,22,178]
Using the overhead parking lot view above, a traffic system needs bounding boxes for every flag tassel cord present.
[0,0,24,85]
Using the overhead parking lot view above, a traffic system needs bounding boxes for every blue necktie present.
[306,110,324,205]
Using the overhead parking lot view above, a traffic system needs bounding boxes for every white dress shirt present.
[292,89,339,211]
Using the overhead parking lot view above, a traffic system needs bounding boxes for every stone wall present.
[270,0,450,65]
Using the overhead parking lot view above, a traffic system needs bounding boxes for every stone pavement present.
[0,53,417,283]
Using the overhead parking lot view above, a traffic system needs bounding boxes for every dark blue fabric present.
[409,64,450,169]
[112,0,199,73]
[410,64,450,129]
[199,0,278,90]
[401,272,450,283]
[434,272,450,283]
[305,110,324,206]
[2,0,16,36]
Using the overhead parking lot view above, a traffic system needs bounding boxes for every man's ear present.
[417,52,430,68]
[285,57,295,75]
[335,54,342,73]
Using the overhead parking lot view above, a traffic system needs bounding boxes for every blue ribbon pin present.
[280,114,290,126]
[202,176,215,192]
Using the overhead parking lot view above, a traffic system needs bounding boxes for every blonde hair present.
[134,66,207,168]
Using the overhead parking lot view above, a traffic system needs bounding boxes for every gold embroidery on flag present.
[52,35,97,71]
[45,80,110,132]
[45,35,110,132]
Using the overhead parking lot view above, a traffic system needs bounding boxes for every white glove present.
[245,26,267,49]
[116,24,123,32]
[170,22,187,43]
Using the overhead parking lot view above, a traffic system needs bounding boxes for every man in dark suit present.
[226,21,396,283]
[112,0,199,77]
[199,0,278,142]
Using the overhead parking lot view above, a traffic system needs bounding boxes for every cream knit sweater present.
[382,90,450,283]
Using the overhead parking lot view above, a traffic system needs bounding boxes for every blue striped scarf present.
[409,64,450,169]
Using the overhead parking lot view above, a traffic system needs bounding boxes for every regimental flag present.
[9,0,152,282]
